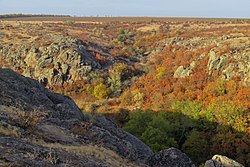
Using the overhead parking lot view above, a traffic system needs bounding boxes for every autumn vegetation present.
[55,20,250,166]
[0,17,249,166]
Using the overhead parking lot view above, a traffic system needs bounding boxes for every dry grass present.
[0,125,20,138]
[137,24,161,32]
[42,143,140,167]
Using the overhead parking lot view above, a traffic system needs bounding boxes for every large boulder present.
[174,65,192,78]
[173,53,206,78]
[147,147,195,167]
[207,51,228,75]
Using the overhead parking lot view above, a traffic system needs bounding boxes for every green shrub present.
[117,29,134,43]
[64,20,75,26]
[172,101,202,120]
[123,110,154,137]
[123,110,178,152]
[156,67,167,79]
[108,63,127,96]
[182,130,209,165]
[142,126,177,152]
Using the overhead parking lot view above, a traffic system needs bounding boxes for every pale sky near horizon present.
[0,0,249,18]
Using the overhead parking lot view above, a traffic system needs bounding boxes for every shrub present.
[156,67,167,79]
[64,20,75,26]
[117,29,134,43]
[172,100,202,120]
[142,126,177,152]
[108,63,129,96]
[132,90,145,108]
[123,110,154,137]
[93,83,109,99]
[123,110,178,152]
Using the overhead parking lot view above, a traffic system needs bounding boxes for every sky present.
[0,0,249,18]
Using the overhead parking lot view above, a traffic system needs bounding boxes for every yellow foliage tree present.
[93,83,109,99]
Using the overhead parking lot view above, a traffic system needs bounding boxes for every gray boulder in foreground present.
[147,147,195,167]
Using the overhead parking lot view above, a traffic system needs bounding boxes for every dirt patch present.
[137,24,161,32]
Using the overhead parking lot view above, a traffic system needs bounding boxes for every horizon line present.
[0,13,250,19]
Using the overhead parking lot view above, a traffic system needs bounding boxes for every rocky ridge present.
[173,34,250,85]
[0,35,101,87]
